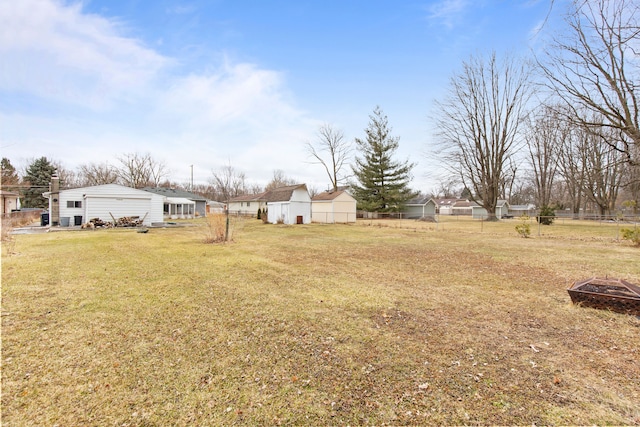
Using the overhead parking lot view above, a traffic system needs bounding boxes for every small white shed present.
[45,183,164,226]
[312,190,357,223]
[265,184,311,225]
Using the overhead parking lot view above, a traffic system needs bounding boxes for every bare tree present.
[306,124,351,191]
[116,152,168,189]
[556,122,588,218]
[210,163,249,202]
[51,161,82,189]
[434,52,532,220]
[582,126,625,216]
[265,169,296,191]
[77,162,119,186]
[525,106,563,208]
[433,177,461,199]
[539,0,640,165]
[620,161,640,214]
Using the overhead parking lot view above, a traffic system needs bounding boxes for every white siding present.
[57,184,163,226]
[267,189,311,224]
[268,202,288,224]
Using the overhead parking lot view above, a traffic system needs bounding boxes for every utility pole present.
[190,165,193,191]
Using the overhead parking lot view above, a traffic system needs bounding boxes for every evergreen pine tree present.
[351,106,416,212]
[22,157,57,208]
[1,157,20,191]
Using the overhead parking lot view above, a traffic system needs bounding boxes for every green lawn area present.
[2,217,639,425]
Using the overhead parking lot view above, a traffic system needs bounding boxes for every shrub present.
[515,215,531,238]
[203,213,228,243]
[257,208,261,220]
[537,205,555,225]
[620,227,640,246]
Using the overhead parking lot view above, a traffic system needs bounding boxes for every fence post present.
[538,217,541,237]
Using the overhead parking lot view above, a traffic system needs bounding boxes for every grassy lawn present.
[2,217,639,425]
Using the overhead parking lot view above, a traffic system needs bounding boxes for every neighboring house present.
[265,184,311,224]
[404,196,437,219]
[1,190,20,214]
[311,190,357,223]
[451,200,473,216]
[471,200,510,219]
[434,198,460,215]
[228,192,268,216]
[206,200,226,214]
[143,187,206,218]
[43,183,164,226]
[509,204,537,218]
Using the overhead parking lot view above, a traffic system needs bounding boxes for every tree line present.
[2,0,639,217]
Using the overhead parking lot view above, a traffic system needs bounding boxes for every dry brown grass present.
[2,218,639,425]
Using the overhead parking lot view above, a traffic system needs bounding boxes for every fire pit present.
[568,277,640,316]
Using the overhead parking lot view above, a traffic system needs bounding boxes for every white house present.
[44,183,164,226]
[227,192,268,216]
[265,184,311,224]
[311,190,357,223]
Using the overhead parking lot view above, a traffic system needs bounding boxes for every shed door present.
[296,215,303,224]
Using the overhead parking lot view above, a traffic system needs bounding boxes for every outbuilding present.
[471,200,510,220]
[312,190,357,223]
[404,196,437,220]
[44,182,164,226]
[265,184,311,224]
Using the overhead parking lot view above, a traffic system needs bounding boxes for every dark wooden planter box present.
[568,277,640,316]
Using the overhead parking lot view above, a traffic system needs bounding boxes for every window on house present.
[67,201,82,208]
[247,202,251,207]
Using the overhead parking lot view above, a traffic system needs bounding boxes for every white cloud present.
[153,59,322,185]
[0,0,168,109]
[427,0,470,29]
[0,0,327,187]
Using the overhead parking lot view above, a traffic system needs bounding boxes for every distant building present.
[1,190,20,214]
[312,190,357,223]
[143,187,206,218]
[404,196,437,219]
[265,184,311,225]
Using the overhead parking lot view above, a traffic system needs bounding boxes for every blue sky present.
[1,0,566,192]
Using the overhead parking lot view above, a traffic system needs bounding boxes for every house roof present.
[406,196,434,206]
[229,192,267,203]
[452,200,473,208]
[263,184,308,203]
[435,198,464,206]
[44,183,159,198]
[469,200,509,208]
[312,189,352,201]
[510,204,536,210]
[143,187,207,201]
[165,197,196,205]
